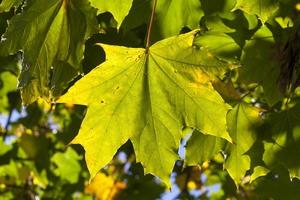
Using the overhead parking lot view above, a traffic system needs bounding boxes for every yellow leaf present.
[85,173,126,200]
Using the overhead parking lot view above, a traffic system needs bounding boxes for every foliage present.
[1,0,300,199]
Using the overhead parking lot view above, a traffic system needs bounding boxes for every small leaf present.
[0,0,22,12]
[212,79,241,102]
[185,130,224,166]
[233,0,279,23]
[0,72,17,112]
[254,167,300,200]
[122,0,204,41]
[263,102,300,180]
[51,147,81,184]
[0,137,12,156]
[154,0,204,39]
[225,103,261,185]
[239,26,282,105]
[85,172,126,200]
[250,166,270,183]
[194,31,241,62]
[90,0,133,28]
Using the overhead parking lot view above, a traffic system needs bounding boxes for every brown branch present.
[145,0,158,52]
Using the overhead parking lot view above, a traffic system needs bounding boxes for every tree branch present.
[145,0,158,52]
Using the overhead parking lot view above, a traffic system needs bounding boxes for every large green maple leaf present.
[58,30,232,186]
[0,0,98,104]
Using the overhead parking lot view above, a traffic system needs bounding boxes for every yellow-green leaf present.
[51,147,81,184]
[58,30,232,186]
[239,26,282,105]
[155,0,203,38]
[233,0,279,23]
[90,0,133,28]
[185,130,224,166]
[225,103,261,185]
[0,0,22,12]
[0,0,98,104]
[263,102,300,180]
[122,0,204,41]
[250,166,270,183]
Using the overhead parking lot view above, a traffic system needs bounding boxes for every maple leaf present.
[122,0,203,41]
[0,0,22,12]
[0,0,98,104]
[263,102,300,180]
[239,26,282,105]
[233,0,279,23]
[58,30,232,186]
[90,0,133,28]
[51,148,81,184]
[85,172,126,200]
[225,103,261,185]
[185,130,224,166]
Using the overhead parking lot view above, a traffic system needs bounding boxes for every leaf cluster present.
[1,0,300,199]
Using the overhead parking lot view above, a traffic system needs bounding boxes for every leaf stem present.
[145,0,158,52]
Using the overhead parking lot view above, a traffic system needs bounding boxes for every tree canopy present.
[1,0,300,199]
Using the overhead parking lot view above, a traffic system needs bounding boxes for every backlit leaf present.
[0,0,22,12]
[253,167,300,200]
[194,31,241,62]
[122,0,204,41]
[185,131,224,166]
[51,147,81,184]
[154,0,203,38]
[0,72,17,112]
[0,137,12,156]
[233,0,279,23]
[263,102,300,179]
[250,166,270,183]
[85,172,126,200]
[239,26,282,105]
[90,0,133,28]
[225,103,261,185]
[59,30,232,186]
[0,0,98,104]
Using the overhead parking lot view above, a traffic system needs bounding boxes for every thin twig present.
[145,0,158,52]
[240,85,259,100]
